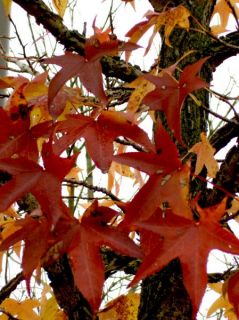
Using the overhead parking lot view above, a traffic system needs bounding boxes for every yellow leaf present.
[190,132,219,178]
[147,5,190,51]
[40,296,60,320]
[23,72,48,101]
[0,298,40,320]
[52,0,68,18]
[163,4,190,47]
[126,73,156,114]
[1,206,19,218]
[211,0,239,35]
[98,292,140,320]
[29,106,51,128]
[2,0,12,15]
[207,283,237,320]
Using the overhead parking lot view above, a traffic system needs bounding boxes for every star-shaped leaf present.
[0,140,77,225]
[143,58,208,143]
[130,199,239,318]
[54,111,154,172]
[65,201,143,312]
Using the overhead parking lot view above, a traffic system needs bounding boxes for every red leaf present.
[143,58,208,143]
[69,236,105,312]
[113,121,181,175]
[85,23,139,61]
[0,108,53,161]
[120,165,191,229]
[43,52,107,106]
[0,216,51,293]
[41,139,78,180]
[66,201,143,311]
[22,217,51,293]
[44,36,138,106]
[0,143,76,225]
[54,111,154,172]
[130,199,239,318]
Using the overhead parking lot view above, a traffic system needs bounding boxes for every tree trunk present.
[138,1,216,319]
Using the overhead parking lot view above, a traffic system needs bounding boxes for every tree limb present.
[200,144,239,207]
[210,117,239,152]
[0,272,24,304]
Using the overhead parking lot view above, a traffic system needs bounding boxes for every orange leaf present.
[190,132,219,178]
[0,298,40,320]
[211,0,239,35]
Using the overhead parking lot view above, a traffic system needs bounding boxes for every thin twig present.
[64,179,121,202]
[200,101,239,124]
[209,88,239,121]
[115,137,145,152]
[9,16,36,75]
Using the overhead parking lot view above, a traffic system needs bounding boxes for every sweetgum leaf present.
[44,35,139,106]
[44,52,107,106]
[131,200,239,318]
[120,165,191,229]
[113,121,181,175]
[190,132,219,178]
[54,111,154,172]
[0,142,76,225]
[0,216,51,293]
[143,58,208,143]
[0,108,53,161]
[66,201,143,312]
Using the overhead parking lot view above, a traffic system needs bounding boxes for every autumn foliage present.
[0,0,239,319]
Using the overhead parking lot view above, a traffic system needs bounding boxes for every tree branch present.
[205,31,239,68]
[200,144,239,207]
[0,272,24,304]
[210,117,239,152]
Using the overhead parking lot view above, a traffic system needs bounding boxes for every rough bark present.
[138,1,238,319]
[8,1,239,319]
[45,256,95,320]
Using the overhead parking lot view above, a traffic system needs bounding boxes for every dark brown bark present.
[9,1,239,319]
[45,256,95,320]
